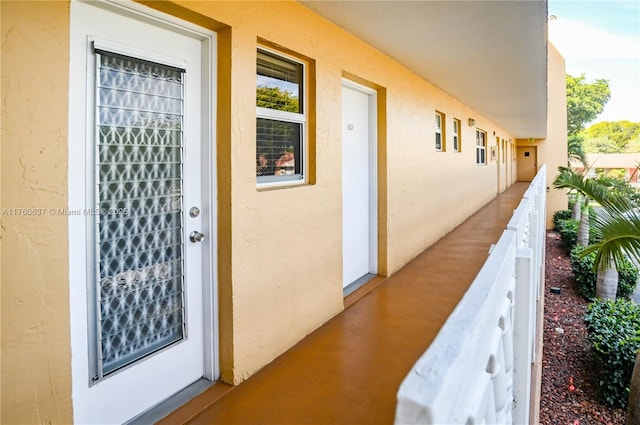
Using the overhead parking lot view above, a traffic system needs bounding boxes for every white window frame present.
[435,111,444,151]
[256,47,308,186]
[476,129,487,165]
[453,118,460,152]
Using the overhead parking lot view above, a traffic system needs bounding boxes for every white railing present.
[395,165,547,425]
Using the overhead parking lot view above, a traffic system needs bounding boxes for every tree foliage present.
[567,74,611,135]
[582,121,640,154]
[569,133,588,166]
[256,86,299,112]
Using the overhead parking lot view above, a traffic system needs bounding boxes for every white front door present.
[342,81,377,289]
[68,2,216,423]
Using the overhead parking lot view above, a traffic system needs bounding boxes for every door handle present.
[189,231,205,243]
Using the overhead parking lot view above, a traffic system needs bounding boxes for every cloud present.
[549,17,640,60]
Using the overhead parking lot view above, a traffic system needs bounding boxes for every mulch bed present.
[540,230,626,424]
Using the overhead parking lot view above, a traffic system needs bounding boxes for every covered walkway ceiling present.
[300,0,549,139]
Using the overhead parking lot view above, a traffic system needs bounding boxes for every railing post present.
[528,206,539,363]
[513,247,533,425]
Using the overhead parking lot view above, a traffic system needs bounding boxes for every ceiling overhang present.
[300,0,549,138]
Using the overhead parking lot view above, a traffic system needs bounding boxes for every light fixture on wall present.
[468,118,476,127]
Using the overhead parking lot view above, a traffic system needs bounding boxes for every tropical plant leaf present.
[583,207,640,272]
[553,166,633,211]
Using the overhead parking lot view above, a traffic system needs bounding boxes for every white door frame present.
[68,1,218,422]
[496,137,502,194]
[341,79,378,287]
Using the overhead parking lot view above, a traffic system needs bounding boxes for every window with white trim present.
[435,111,445,151]
[453,118,461,152]
[476,129,487,165]
[256,48,306,183]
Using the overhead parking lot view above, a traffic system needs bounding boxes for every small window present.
[453,118,461,152]
[476,129,487,165]
[435,111,445,151]
[256,48,306,184]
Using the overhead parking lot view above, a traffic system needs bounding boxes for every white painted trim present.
[341,79,379,277]
[256,106,307,124]
[200,31,219,382]
[93,39,187,69]
[368,91,379,275]
[99,0,216,39]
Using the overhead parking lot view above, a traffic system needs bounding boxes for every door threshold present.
[126,378,217,425]
[343,274,386,308]
[344,273,376,297]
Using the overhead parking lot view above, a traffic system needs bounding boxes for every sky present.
[548,0,640,125]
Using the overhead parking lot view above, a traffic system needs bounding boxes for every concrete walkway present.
[158,183,530,425]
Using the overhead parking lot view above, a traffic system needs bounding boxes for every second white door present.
[342,82,377,288]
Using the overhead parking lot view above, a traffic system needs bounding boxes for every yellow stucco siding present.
[515,43,568,228]
[1,1,73,424]
[168,0,525,383]
[545,43,570,225]
[1,0,566,421]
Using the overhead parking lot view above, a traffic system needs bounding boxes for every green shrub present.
[557,219,579,252]
[553,209,572,231]
[555,207,602,254]
[584,299,640,407]
[570,245,638,300]
[570,245,596,298]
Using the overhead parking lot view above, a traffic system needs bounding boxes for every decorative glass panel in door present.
[95,51,186,377]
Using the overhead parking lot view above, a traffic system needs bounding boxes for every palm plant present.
[553,166,614,246]
[566,134,588,222]
[578,193,640,421]
[554,166,637,299]
[584,204,640,422]
[571,192,582,222]
[582,202,640,299]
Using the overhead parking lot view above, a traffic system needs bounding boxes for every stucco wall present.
[1,2,72,424]
[166,0,521,383]
[1,1,558,421]
[515,43,568,227]
[544,43,569,224]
